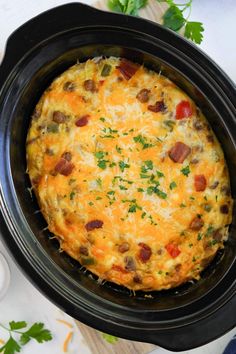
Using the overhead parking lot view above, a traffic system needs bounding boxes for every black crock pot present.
[0,3,236,351]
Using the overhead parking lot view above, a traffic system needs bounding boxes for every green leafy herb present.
[119,185,128,190]
[163,5,185,31]
[95,151,105,159]
[96,196,102,200]
[146,185,167,199]
[0,321,52,354]
[169,181,177,190]
[180,203,186,208]
[97,160,108,169]
[108,0,204,45]
[181,165,190,176]
[88,201,94,206]
[70,191,76,200]
[156,170,164,178]
[96,177,102,187]
[81,257,95,265]
[197,233,202,241]
[137,187,144,192]
[133,134,154,149]
[119,161,130,172]
[101,332,119,344]
[108,0,148,16]
[185,21,204,44]
[115,145,122,154]
[99,117,106,122]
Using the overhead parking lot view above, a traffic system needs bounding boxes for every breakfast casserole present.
[26,57,233,291]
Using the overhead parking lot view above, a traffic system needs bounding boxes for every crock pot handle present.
[0,3,107,85]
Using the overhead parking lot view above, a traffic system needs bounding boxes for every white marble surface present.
[0,0,236,353]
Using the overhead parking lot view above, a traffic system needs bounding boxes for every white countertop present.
[0,1,236,353]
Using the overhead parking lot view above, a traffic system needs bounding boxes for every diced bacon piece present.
[194,174,207,191]
[169,142,191,163]
[117,59,139,80]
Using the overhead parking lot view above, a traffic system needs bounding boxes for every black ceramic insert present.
[0,3,236,351]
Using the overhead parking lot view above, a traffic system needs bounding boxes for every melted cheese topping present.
[26,57,233,291]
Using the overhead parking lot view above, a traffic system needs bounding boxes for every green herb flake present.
[119,161,130,172]
[119,185,128,190]
[116,145,122,154]
[109,162,116,167]
[96,177,102,187]
[180,203,186,208]
[96,196,102,200]
[156,170,164,178]
[181,165,190,177]
[95,151,105,159]
[99,117,106,122]
[70,191,76,200]
[141,212,147,219]
[137,188,144,192]
[68,178,76,185]
[189,243,193,248]
[97,160,107,170]
[88,201,94,206]
[197,233,202,241]
[169,181,177,190]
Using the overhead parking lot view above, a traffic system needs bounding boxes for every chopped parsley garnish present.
[116,145,122,154]
[119,185,128,190]
[97,160,107,169]
[119,160,130,172]
[96,196,102,200]
[109,162,116,167]
[156,170,164,178]
[146,185,167,199]
[133,134,154,149]
[190,196,195,200]
[181,165,190,176]
[96,177,102,187]
[197,233,202,241]
[95,151,105,159]
[88,201,94,206]
[70,191,76,200]
[180,203,186,208]
[99,117,106,122]
[169,181,177,190]
[137,187,144,192]
[205,226,214,237]
[141,212,147,219]
[68,178,76,185]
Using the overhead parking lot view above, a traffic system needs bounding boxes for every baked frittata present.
[26,57,233,291]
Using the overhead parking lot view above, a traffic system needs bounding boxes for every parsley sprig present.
[108,0,204,44]
[0,321,52,354]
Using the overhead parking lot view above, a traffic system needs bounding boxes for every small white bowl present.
[0,253,10,300]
